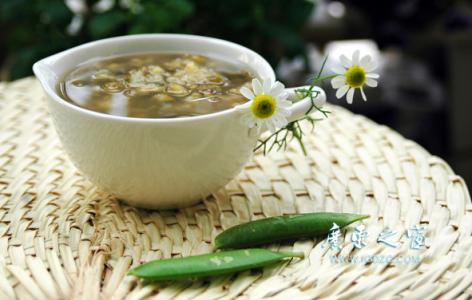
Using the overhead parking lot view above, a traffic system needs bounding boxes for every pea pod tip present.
[281,251,305,259]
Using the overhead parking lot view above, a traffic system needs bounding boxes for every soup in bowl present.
[59,53,254,118]
[33,34,325,208]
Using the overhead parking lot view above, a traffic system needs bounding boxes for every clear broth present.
[58,53,254,118]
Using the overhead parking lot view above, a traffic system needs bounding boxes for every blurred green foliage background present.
[0,0,314,80]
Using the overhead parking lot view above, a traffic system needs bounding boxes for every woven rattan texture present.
[1,77,471,300]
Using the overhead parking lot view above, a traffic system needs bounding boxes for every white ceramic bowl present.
[33,34,325,208]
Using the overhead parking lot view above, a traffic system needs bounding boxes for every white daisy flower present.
[236,78,292,133]
[331,50,379,104]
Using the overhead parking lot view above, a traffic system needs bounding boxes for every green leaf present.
[36,0,72,25]
[87,10,129,39]
[128,0,193,34]
[0,0,32,22]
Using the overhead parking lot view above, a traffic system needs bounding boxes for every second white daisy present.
[331,50,379,104]
[237,78,292,133]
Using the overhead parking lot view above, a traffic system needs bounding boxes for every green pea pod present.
[215,212,369,249]
[128,249,303,281]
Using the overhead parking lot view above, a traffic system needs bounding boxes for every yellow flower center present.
[251,94,276,119]
[345,65,366,88]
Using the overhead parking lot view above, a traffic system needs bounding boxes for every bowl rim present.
[33,34,276,124]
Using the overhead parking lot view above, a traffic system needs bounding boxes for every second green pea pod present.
[214,212,369,249]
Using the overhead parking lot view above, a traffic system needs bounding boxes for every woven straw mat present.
[0,77,471,300]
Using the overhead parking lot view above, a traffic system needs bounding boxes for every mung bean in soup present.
[58,53,254,118]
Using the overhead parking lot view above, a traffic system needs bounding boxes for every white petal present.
[279,118,288,128]
[252,78,263,95]
[271,115,282,127]
[332,65,346,74]
[346,88,355,104]
[277,107,291,117]
[336,85,350,99]
[240,86,254,100]
[275,115,288,128]
[360,87,367,101]
[278,91,289,100]
[331,76,345,89]
[365,78,378,87]
[366,73,380,79]
[240,113,256,128]
[265,120,276,133]
[263,78,272,94]
[340,54,351,68]
[352,50,360,65]
[332,75,345,83]
[364,61,377,72]
[277,99,292,108]
[272,121,282,130]
[254,125,262,135]
[255,120,264,130]
[273,116,284,127]
[359,55,372,68]
[270,81,285,97]
[249,117,258,128]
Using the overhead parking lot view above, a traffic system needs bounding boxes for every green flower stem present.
[310,74,339,87]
